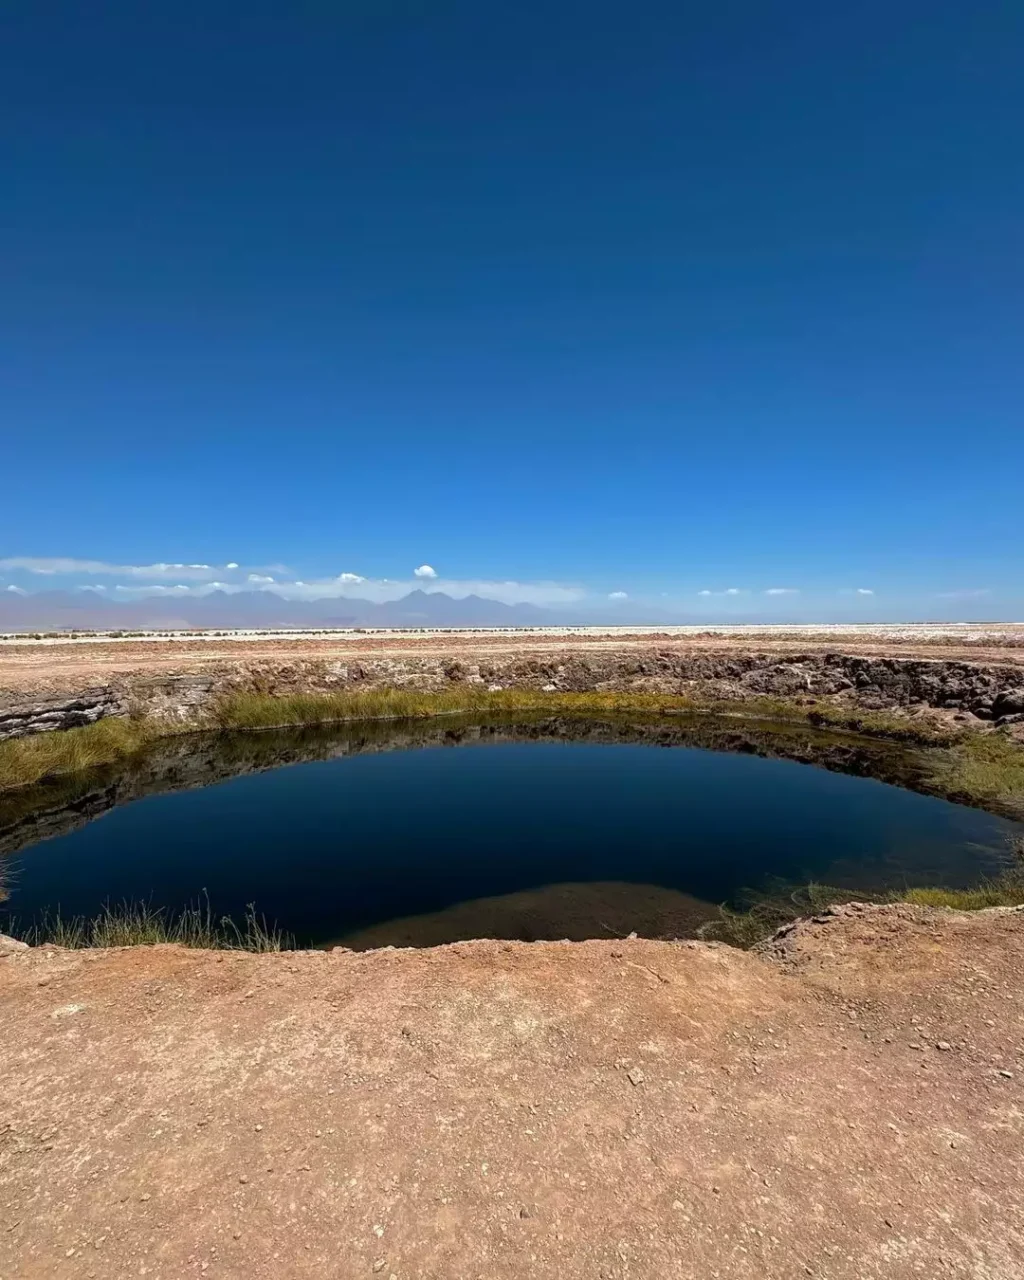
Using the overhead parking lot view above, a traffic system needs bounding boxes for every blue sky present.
[2,1,1021,620]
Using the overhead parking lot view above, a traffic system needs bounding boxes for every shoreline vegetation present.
[1,686,1022,815]
[7,897,290,952]
[698,835,1024,948]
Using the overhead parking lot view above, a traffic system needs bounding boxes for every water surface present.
[0,716,1019,947]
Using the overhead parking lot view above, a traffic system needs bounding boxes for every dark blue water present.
[1,728,1019,946]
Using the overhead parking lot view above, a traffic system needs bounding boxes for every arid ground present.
[2,624,1023,701]
[3,628,1024,1277]
[2,904,1023,1279]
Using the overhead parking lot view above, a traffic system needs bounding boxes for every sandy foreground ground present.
[2,625,1024,699]
[2,904,1023,1279]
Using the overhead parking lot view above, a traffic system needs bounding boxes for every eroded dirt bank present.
[3,630,1024,739]
[2,904,1023,1279]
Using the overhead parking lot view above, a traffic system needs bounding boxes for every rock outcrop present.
[0,688,128,741]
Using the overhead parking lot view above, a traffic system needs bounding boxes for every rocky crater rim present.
[3,647,1024,740]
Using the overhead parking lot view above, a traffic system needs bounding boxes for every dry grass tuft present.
[0,716,162,791]
[11,897,290,952]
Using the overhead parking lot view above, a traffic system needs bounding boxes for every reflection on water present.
[0,714,1020,946]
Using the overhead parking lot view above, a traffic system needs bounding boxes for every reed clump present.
[0,716,162,791]
[206,687,693,730]
[12,897,290,952]
[699,837,1024,949]
[923,733,1024,819]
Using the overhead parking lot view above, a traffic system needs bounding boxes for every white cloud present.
[765,588,799,596]
[697,589,712,597]
[725,588,742,596]
[0,554,585,610]
[0,557,237,582]
[6,584,27,594]
[608,591,628,600]
[856,588,874,596]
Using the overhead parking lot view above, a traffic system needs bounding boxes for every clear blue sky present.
[2,1,1021,619]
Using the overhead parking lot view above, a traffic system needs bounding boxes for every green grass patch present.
[898,883,1024,909]
[207,687,964,745]
[10,897,290,952]
[705,694,957,746]
[700,837,1024,948]
[0,715,163,791]
[923,732,1024,819]
[207,686,698,730]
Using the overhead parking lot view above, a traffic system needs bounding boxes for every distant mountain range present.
[0,588,646,631]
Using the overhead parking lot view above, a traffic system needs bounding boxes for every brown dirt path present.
[2,904,1023,1279]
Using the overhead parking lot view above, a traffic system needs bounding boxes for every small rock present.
[998,1069,1014,1079]
[993,689,1024,717]
[936,1041,952,1052]
[372,1262,387,1274]
[51,1003,85,1018]
[626,1067,645,1087]
[238,1175,249,1184]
